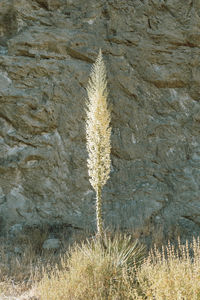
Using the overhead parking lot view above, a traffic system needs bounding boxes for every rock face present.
[0,0,200,241]
[42,238,61,250]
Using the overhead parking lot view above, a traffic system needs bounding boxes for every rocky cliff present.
[0,0,200,241]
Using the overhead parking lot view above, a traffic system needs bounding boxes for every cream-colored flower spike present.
[86,49,111,238]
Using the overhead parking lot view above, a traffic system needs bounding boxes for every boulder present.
[42,238,61,250]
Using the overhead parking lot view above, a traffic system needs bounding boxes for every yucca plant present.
[103,233,146,271]
[86,49,111,239]
[79,234,146,269]
[38,234,146,300]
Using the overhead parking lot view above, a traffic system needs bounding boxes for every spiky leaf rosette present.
[86,50,111,192]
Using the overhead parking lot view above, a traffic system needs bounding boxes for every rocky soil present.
[0,0,200,242]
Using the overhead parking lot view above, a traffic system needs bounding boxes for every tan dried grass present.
[136,237,200,299]
[1,233,200,300]
[37,234,145,300]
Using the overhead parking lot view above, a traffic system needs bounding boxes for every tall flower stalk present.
[86,49,111,239]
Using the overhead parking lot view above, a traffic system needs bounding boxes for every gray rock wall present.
[0,0,200,240]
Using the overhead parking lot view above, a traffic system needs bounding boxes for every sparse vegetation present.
[0,233,200,299]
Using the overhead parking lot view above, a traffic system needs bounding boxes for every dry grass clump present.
[136,237,200,299]
[37,234,145,300]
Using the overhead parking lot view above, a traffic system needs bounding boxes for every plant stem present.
[96,185,103,239]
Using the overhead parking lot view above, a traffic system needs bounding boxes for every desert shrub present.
[38,234,145,300]
[136,237,200,299]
